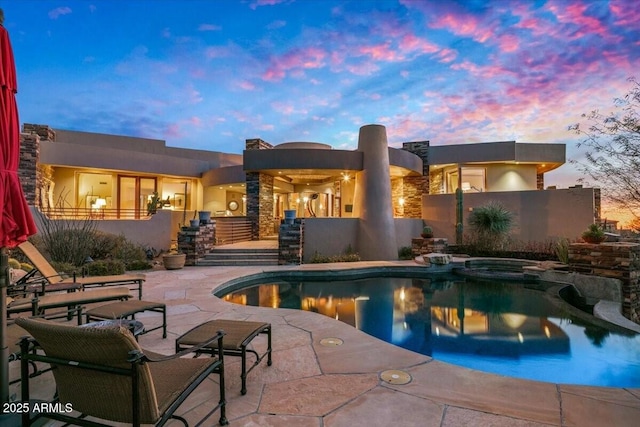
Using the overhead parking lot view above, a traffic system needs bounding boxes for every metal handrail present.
[214,217,252,244]
[39,207,150,220]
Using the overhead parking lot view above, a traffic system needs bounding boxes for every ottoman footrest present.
[85,300,167,338]
[175,319,272,395]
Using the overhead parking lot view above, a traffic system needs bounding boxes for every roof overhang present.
[428,141,565,173]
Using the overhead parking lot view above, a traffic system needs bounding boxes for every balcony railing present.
[39,207,150,220]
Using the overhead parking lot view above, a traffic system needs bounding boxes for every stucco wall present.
[394,218,425,250]
[303,218,359,262]
[30,208,178,253]
[423,187,596,242]
[302,217,423,262]
[486,164,537,191]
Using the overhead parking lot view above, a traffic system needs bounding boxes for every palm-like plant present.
[468,201,514,250]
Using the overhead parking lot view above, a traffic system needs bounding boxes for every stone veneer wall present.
[245,172,274,239]
[401,141,429,218]
[569,242,640,323]
[177,221,216,266]
[245,138,275,240]
[402,176,425,218]
[21,124,56,207]
[411,237,448,257]
[19,132,39,205]
[278,219,303,264]
[391,178,404,217]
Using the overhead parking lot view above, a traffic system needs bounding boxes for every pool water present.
[219,275,640,387]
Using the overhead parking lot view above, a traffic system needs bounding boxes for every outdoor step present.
[209,248,278,254]
[203,253,278,260]
[196,258,279,266]
[200,247,279,266]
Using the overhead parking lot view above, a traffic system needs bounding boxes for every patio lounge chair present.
[17,241,145,299]
[6,286,132,323]
[16,317,228,427]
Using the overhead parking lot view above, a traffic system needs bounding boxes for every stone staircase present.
[197,246,279,266]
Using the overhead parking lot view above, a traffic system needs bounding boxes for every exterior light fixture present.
[399,197,405,206]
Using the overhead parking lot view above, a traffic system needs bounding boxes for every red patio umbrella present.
[1,11,38,410]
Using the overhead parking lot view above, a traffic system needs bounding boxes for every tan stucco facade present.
[20,124,597,256]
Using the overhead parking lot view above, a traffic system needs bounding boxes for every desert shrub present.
[50,262,77,277]
[89,231,121,260]
[35,212,97,266]
[108,235,147,265]
[452,237,560,261]
[398,246,413,260]
[555,238,570,263]
[85,259,126,276]
[467,202,514,251]
[310,247,362,263]
[126,259,153,271]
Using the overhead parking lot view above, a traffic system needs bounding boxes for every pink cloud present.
[399,34,440,54]
[450,61,512,80]
[271,101,308,116]
[164,123,182,139]
[359,42,403,61]
[497,34,520,53]
[237,80,256,91]
[610,0,640,27]
[546,1,612,39]
[345,61,380,76]
[262,47,327,81]
[436,48,457,63]
[430,12,494,43]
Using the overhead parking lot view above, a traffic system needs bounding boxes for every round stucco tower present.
[353,124,398,260]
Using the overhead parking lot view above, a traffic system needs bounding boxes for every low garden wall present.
[568,242,640,323]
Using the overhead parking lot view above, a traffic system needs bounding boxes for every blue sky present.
[2,0,639,203]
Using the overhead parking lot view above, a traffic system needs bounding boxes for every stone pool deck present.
[12,260,640,426]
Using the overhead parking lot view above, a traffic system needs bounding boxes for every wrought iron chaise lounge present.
[17,241,145,299]
[6,286,132,323]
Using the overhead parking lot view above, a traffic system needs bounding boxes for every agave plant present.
[467,201,514,250]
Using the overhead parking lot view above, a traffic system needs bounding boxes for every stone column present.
[353,124,397,260]
[401,141,429,219]
[245,138,274,240]
[19,132,39,206]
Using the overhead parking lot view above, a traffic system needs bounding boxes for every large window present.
[446,167,486,193]
[118,176,157,218]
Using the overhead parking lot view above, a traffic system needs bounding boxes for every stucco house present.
[18,123,599,261]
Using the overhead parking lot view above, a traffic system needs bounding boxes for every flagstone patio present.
[9,261,640,426]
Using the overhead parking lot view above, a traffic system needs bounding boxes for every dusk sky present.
[2,0,639,219]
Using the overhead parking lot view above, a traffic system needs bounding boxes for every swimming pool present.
[219,275,640,388]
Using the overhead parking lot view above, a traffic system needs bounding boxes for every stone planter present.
[163,253,186,270]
